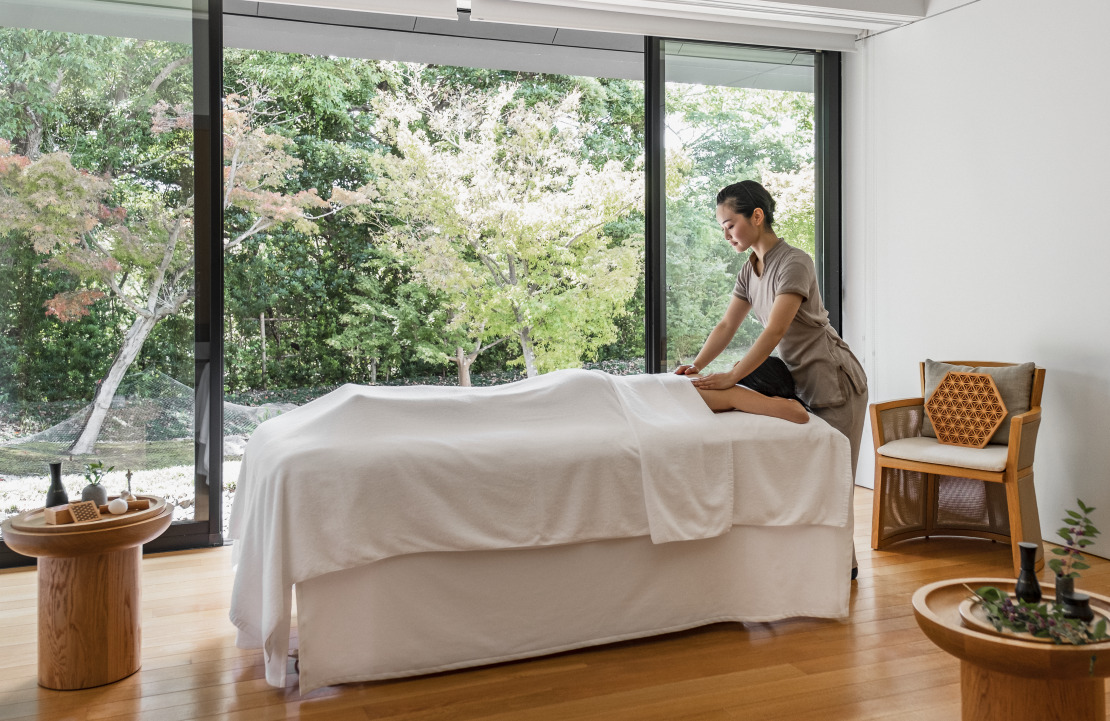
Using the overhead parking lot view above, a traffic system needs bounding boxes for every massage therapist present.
[674,180,868,477]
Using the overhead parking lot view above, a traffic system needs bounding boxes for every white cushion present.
[877,437,1009,472]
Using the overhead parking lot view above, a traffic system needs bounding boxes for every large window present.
[663,42,817,372]
[0,0,220,560]
[0,2,840,563]
[218,51,647,513]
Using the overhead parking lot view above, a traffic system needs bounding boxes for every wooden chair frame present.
[870,361,1046,576]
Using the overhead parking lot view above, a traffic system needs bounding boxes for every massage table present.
[228,369,854,693]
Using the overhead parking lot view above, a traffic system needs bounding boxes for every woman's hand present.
[674,364,700,376]
[691,371,739,390]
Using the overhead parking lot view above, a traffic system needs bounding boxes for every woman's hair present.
[737,356,808,410]
[716,180,776,228]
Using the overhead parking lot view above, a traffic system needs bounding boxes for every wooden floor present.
[2,489,1109,720]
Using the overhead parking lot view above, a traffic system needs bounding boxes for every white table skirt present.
[295,522,852,694]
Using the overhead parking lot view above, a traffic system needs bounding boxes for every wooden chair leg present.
[924,473,937,540]
[871,459,886,550]
[1005,469,1044,576]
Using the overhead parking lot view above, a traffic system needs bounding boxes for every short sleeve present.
[732,266,750,302]
[773,255,812,302]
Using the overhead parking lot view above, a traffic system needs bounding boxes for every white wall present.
[843,0,1110,556]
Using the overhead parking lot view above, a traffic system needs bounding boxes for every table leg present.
[38,546,142,690]
[961,661,1105,721]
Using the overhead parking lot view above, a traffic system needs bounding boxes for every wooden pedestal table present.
[912,577,1110,721]
[0,499,172,690]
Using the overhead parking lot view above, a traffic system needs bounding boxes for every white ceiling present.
[251,0,931,43]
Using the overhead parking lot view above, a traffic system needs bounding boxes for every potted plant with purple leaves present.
[966,499,1106,644]
[1049,499,1100,602]
[968,585,1107,644]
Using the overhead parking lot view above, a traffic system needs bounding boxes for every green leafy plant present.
[82,460,114,486]
[1049,499,1099,579]
[968,584,1109,645]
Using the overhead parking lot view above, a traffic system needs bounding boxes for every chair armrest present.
[1006,407,1042,470]
[870,397,926,448]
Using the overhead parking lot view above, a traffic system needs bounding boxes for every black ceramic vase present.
[1014,541,1042,603]
[44,462,68,508]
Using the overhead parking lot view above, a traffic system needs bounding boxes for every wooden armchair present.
[870,361,1045,576]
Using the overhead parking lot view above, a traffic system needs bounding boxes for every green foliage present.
[416,66,644,170]
[1049,499,1100,579]
[327,249,459,383]
[369,77,644,377]
[82,459,113,486]
[970,584,1109,645]
[224,50,390,141]
[0,230,124,403]
[663,84,815,368]
[2,25,817,425]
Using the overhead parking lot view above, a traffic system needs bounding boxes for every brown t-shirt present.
[733,240,866,408]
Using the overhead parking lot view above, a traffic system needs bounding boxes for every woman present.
[676,180,868,475]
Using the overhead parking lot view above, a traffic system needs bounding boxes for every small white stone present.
[107,498,130,515]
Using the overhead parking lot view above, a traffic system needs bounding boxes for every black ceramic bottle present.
[44,461,68,508]
[1014,541,1042,603]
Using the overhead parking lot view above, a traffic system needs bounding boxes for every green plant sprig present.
[967,584,1109,645]
[82,460,114,486]
[1049,498,1100,579]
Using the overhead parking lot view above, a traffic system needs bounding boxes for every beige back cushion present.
[921,360,1035,445]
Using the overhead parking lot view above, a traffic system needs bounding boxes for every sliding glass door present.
[662,42,818,372]
[217,36,646,519]
[0,0,220,563]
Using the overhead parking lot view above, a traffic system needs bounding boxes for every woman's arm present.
[675,295,752,375]
[692,293,803,389]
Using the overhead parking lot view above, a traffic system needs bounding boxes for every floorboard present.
[0,488,1106,720]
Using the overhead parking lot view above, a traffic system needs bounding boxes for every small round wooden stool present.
[913,577,1110,721]
[1,500,172,690]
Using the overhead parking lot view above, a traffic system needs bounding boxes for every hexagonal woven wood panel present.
[925,371,1008,448]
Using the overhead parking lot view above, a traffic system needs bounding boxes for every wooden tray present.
[9,495,168,534]
[959,595,1110,643]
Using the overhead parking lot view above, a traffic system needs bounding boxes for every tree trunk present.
[260,312,266,389]
[455,346,472,387]
[370,358,378,385]
[68,314,158,455]
[518,326,538,378]
[20,108,45,160]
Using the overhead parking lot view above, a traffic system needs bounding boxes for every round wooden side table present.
[1,500,172,690]
[912,577,1110,721]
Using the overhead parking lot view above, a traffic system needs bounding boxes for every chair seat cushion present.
[877,437,1009,472]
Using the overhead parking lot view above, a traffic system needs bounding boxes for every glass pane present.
[220,53,645,519]
[0,0,196,529]
[664,41,815,371]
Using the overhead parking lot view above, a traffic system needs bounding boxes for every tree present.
[0,90,373,454]
[220,51,406,391]
[327,248,464,384]
[369,71,644,379]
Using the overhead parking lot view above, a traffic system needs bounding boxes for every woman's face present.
[716,203,761,254]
